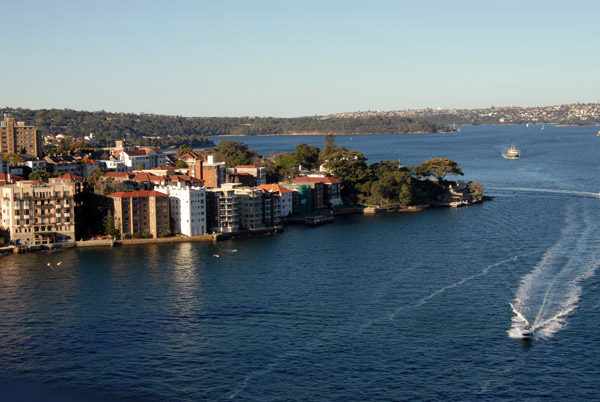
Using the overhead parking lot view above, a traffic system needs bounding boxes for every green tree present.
[86,167,106,185]
[323,147,372,202]
[413,158,464,182]
[175,159,188,169]
[214,140,259,167]
[0,226,10,246]
[370,171,413,206]
[104,212,119,238]
[294,142,320,171]
[176,144,193,156]
[3,153,25,166]
[274,152,299,180]
[323,134,336,155]
[136,162,146,171]
[28,171,58,182]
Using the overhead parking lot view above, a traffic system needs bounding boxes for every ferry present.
[506,145,520,159]
[522,324,533,339]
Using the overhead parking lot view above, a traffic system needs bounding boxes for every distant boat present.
[541,124,545,130]
[505,145,520,159]
[597,130,600,136]
[526,123,530,128]
[522,324,533,339]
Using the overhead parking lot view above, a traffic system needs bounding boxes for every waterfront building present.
[206,183,240,233]
[109,190,170,238]
[260,189,282,227]
[0,181,75,245]
[291,176,343,207]
[280,183,313,216]
[0,114,42,157]
[258,184,293,217]
[154,183,207,236]
[234,187,264,230]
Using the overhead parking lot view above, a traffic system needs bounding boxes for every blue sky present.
[2,0,599,116]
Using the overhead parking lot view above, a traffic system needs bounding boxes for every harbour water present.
[2,125,600,400]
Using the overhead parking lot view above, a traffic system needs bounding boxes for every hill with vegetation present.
[2,107,451,148]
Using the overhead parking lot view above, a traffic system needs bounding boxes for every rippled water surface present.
[2,125,600,400]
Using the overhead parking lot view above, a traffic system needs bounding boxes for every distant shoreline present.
[210,130,454,137]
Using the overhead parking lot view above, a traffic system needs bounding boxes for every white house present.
[155,183,206,236]
[99,159,127,172]
[118,148,166,171]
[25,159,47,173]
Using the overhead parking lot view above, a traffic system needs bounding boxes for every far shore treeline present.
[2,107,450,149]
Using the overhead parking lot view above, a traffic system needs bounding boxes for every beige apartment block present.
[234,187,264,230]
[109,190,170,238]
[0,114,42,157]
[0,181,75,245]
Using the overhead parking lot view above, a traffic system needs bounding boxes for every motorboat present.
[522,324,533,339]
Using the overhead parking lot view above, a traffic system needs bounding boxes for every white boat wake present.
[508,205,600,339]
[489,186,600,198]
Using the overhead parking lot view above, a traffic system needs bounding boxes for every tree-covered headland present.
[3,107,451,149]
[211,136,482,208]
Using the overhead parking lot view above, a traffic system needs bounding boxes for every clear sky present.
[2,0,599,117]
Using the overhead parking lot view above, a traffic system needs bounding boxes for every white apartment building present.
[206,183,240,233]
[99,159,127,172]
[25,159,47,174]
[118,148,166,171]
[0,181,75,245]
[155,183,207,236]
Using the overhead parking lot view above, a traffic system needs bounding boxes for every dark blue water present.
[2,125,600,401]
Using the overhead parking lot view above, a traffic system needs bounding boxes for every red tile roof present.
[123,149,147,156]
[0,173,25,182]
[179,151,204,160]
[59,173,84,180]
[131,172,159,181]
[235,165,260,169]
[257,184,293,194]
